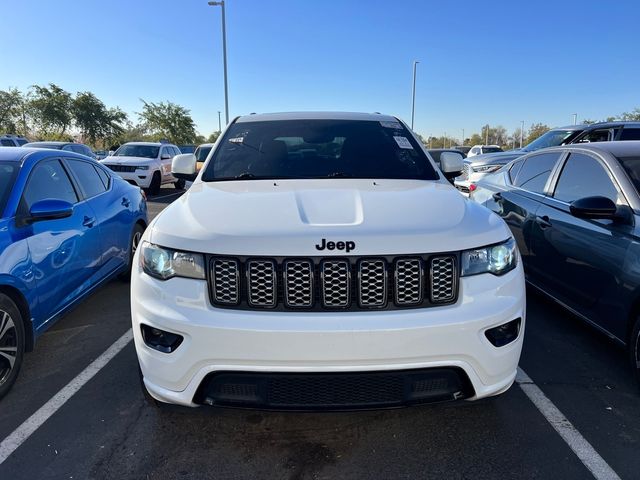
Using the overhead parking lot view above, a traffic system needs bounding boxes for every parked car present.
[471,141,640,384]
[100,142,184,195]
[132,111,525,410]
[456,121,640,194]
[94,150,108,160]
[0,135,29,147]
[428,148,467,167]
[23,141,97,160]
[178,145,196,154]
[467,145,503,157]
[0,147,147,399]
[453,145,471,155]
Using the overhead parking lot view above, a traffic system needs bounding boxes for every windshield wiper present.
[233,172,257,180]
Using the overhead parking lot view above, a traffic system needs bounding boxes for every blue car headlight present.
[461,238,517,276]
[140,241,205,280]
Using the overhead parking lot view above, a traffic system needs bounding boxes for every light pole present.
[572,113,577,125]
[218,111,222,133]
[411,60,419,130]
[520,120,524,148]
[208,1,229,125]
[462,129,465,146]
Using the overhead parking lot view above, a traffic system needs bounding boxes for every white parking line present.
[0,329,133,465]
[516,368,621,480]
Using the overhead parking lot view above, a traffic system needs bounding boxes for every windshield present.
[482,147,502,154]
[523,129,575,152]
[616,156,640,194]
[114,144,159,159]
[179,145,196,154]
[0,162,19,216]
[201,119,439,181]
[195,146,212,162]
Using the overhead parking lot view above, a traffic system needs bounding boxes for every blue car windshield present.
[0,162,19,216]
[114,145,159,159]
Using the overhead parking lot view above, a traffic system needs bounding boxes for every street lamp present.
[520,120,524,148]
[572,113,577,125]
[411,60,419,130]
[208,1,229,126]
[218,111,222,133]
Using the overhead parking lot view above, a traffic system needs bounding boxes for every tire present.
[174,178,186,190]
[0,294,25,400]
[147,171,161,196]
[630,317,640,386]
[119,223,145,281]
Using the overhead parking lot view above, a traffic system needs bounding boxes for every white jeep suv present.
[101,141,184,194]
[132,112,526,410]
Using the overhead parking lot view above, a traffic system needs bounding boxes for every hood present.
[101,156,156,165]
[149,179,511,256]
[467,150,525,165]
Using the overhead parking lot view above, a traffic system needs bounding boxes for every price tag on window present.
[394,136,413,149]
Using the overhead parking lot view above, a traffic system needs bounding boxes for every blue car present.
[0,147,147,398]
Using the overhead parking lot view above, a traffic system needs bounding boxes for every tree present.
[138,100,197,145]
[73,92,108,144]
[27,83,73,137]
[0,88,25,134]
[525,123,550,145]
[619,108,640,121]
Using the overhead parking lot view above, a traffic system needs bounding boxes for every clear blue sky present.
[2,0,640,140]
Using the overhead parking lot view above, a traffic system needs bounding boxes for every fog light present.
[141,324,184,353]
[485,318,521,347]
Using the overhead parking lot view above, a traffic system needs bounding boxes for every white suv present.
[132,112,526,410]
[467,145,503,157]
[101,142,183,194]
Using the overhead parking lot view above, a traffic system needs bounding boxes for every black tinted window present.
[554,153,620,203]
[24,159,77,208]
[95,166,111,189]
[202,119,438,181]
[66,159,106,198]
[514,152,560,193]
[1,139,14,146]
[508,160,523,183]
[0,162,19,214]
[620,129,640,141]
[575,129,612,143]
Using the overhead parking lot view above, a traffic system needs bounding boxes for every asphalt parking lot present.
[0,187,638,480]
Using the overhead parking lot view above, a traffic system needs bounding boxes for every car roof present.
[24,141,70,147]
[0,147,92,163]
[552,140,640,157]
[123,141,174,146]
[555,121,640,130]
[235,111,400,123]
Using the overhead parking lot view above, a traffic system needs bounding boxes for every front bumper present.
[103,167,153,188]
[131,261,526,408]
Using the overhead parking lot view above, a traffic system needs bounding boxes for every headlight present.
[136,165,149,170]
[461,238,517,276]
[471,164,501,173]
[140,242,206,280]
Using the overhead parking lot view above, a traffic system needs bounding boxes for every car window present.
[195,145,212,163]
[508,160,524,183]
[62,145,74,151]
[0,162,19,214]
[201,119,439,181]
[16,138,27,146]
[575,129,612,143]
[95,166,111,189]
[514,152,561,194]
[553,153,621,204]
[620,128,640,141]
[23,159,78,209]
[1,139,14,146]
[65,159,107,199]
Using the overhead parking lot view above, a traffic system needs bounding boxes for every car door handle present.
[536,215,552,229]
[83,216,96,228]
[121,197,130,208]
[492,192,502,202]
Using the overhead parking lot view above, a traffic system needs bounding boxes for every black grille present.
[105,164,137,173]
[207,254,459,311]
[194,368,474,410]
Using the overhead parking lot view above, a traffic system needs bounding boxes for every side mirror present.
[29,199,73,222]
[172,153,198,181]
[569,196,617,220]
[440,151,464,180]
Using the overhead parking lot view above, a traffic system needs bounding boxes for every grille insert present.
[395,258,423,305]
[430,256,456,303]
[358,259,387,307]
[246,260,277,307]
[321,260,351,307]
[211,259,239,304]
[284,260,314,307]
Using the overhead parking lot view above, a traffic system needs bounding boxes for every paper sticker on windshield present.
[380,121,403,129]
[229,137,244,143]
[394,136,413,149]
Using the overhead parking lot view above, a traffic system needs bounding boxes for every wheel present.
[119,223,145,281]
[146,172,161,196]
[0,294,25,400]
[631,317,640,386]
[174,178,186,190]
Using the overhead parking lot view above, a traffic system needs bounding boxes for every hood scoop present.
[295,188,364,226]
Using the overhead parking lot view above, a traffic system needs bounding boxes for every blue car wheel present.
[0,294,25,399]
